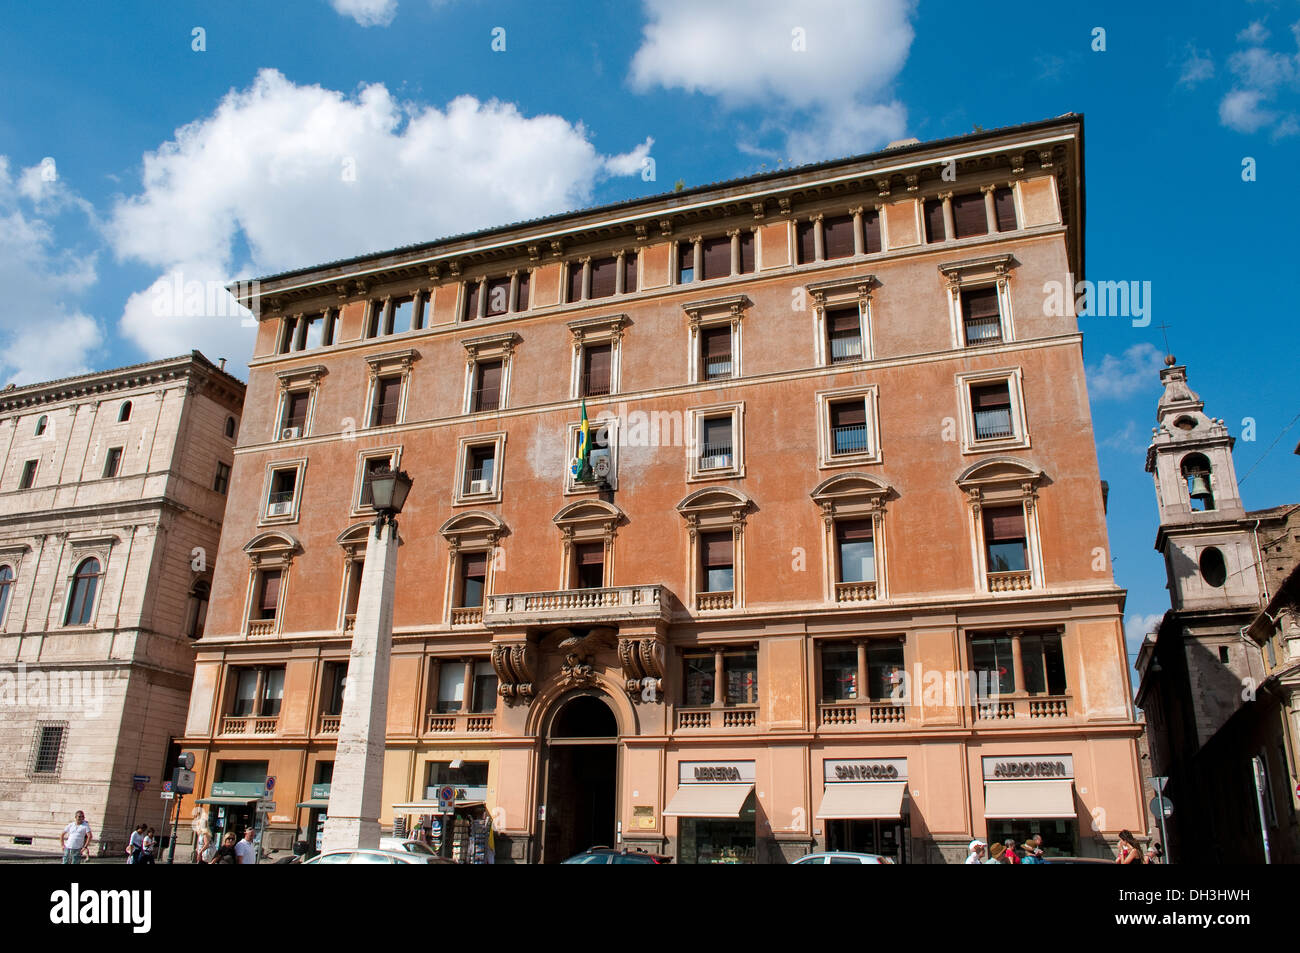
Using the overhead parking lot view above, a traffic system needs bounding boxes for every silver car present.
[302,848,454,865]
[792,851,896,864]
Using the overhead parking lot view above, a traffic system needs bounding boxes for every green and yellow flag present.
[570,399,592,482]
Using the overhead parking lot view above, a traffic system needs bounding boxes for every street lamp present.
[322,466,414,852]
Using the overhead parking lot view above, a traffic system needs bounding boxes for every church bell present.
[1188,473,1213,503]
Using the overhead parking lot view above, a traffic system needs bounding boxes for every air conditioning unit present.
[700,454,730,470]
[280,427,301,440]
[468,479,491,494]
[267,501,293,517]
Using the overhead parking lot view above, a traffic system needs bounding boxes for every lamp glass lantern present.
[370,466,413,524]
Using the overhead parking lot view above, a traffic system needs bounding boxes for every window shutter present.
[478,361,502,394]
[827,307,859,334]
[622,253,638,293]
[862,209,882,254]
[576,542,604,566]
[702,326,731,358]
[286,392,309,429]
[375,377,401,425]
[701,236,731,280]
[796,221,817,263]
[516,271,530,310]
[835,519,873,542]
[739,231,755,273]
[583,345,612,394]
[703,416,732,448]
[994,187,1017,231]
[951,192,988,238]
[971,382,1010,410]
[823,214,854,259]
[702,532,733,567]
[677,241,695,280]
[962,287,1000,320]
[462,281,480,320]
[259,570,282,613]
[567,262,584,302]
[830,400,867,428]
[924,199,946,242]
[983,506,1025,542]
[590,257,618,298]
[462,552,488,577]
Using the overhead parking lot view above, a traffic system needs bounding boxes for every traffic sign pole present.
[167,794,182,864]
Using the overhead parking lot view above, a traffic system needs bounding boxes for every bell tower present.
[1144,356,1260,612]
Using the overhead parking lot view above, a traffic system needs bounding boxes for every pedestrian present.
[208,833,238,864]
[964,839,986,864]
[1020,840,1044,863]
[1116,829,1146,865]
[194,828,211,864]
[1003,838,1020,864]
[126,824,146,864]
[1145,843,1164,864]
[234,826,257,864]
[61,811,93,864]
[984,842,1007,864]
[141,827,156,864]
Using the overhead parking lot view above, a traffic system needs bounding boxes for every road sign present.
[1151,776,1168,793]
[259,801,276,812]
[1149,795,1173,819]
[160,791,174,800]
[437,785,454,812]
[162,781,173,793]
[265,776,276,793]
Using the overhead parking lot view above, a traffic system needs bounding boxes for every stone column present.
[856,641,868,702]
[614,252,626,295]
[940,193,955,242]
[508,271,520,313]
[462,658,475,713]
[812,214,825,261]
[850,207,865,256]
[476,278,488,319]
[982,185,997,233]
[1010,630,1025,694]
[728,229,741,276]
[713,646,726,708]
[323,519,400,851]
[580,257,592,300]
[692,238,703,281]
[292,314,307,351]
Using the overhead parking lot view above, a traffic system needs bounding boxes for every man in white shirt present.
[235,827,258,864]
[61,811,93,864]
[964,839,986,864]
[127,824,146,863]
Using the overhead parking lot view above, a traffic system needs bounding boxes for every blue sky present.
[2,0,1297,682]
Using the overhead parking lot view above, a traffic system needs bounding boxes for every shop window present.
[725,649,758,705]
[983,505,1028,573]
[19,460,38,490]
[683,653,715,706]
[961,287,1003,346]
[30,722,67,777]
[471,660,498,713]
[64,557,101,626]
[102,446,123,479]
[425,760,489,791]
[185,580,210,640]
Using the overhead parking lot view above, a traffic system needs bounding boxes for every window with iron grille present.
[970,382,1013,440]
[30,722,67,777]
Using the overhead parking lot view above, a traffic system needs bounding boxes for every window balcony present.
[972,408,1014,440]
[986,570,1033,592]
[674,705,758,731]
[423,711,495,735]
[830,425,869,456]
[317,713,341,734]
[220,715,278,736]
[484,584,673,628]
[451,606,484,626]
[834,580,878,603]
[247,619,276,638]
[697,444,733,471]
[696,590,734,611]
[963,315,1003,346]
[818,701,907,728]
[972,695,1070,723]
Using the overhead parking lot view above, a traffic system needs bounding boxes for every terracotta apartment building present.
[180,114,1146,863]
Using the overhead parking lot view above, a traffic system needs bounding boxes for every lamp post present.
[322,466,413,852]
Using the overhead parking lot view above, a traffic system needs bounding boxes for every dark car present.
[561,847,672,864]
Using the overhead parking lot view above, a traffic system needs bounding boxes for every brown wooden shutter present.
[739,231,755,273]
[375,377,400,426]
[259,570,282,614]
[796,221,817,263]
[823,214,854,259]
[590,257,618,298]
[971,382,1010,410]
[983,506,1025,542]
[702,416,732,448]
[702,532,733,567]
[462,281,480,321]
[485,277,511,315]
[286,392,308,429]
[862,209,882,253]
[835,519,873,542]
[575,542,604,566]
[924,199,946,242]
[701,236,731,280]
[567,262,584,302]
[476,361,502,407]
[827,307,859,333]
[462,552,488,577]
[702,326,731,358]
[515,271,530,310]
[962,287,1000,320]
[830,400,866,428]
[583,344,611,394]
[994,187,1017,231]
[677,241,695,280]
[952,192,988,238]
[622,253,637,293]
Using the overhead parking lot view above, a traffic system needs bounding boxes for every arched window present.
[225,416,237,439]
[65,558,101,626]
[118,401,132,422]
[185,580,210,640]
[34,416,48,436]
[0,565,13,624]
[1180,453,1214,511]
[1200,548,1227,588]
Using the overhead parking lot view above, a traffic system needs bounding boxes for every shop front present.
[982,755,1079,856]
[664,761,757,864]
[816,758,909,863]
[197,781,262,841]
[296,783,331,857]
[392,759,495,863]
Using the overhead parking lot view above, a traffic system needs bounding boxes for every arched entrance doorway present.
[540,691,618,863]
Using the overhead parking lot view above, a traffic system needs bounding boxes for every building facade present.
[181,114,1146,863]
[0,353,245,854]
[1135,361,1300,863]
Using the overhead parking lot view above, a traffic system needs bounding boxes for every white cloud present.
[1086,343,1165,402]
[107,69,654,372]
[1099,420,1146,455]
[628,0,915,161]
[1176,44,1215,87]
[1228,46,1296,89]
[0,158,103,385]
[1237,20,1270,44]
[1124,612,1166,658]
[330,0,397,27]
[1219,88,1275,132]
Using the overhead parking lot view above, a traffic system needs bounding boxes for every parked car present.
[379,838,438,857]
[561,847,672,864]
[302,848,456,865]
[792,851,896,864]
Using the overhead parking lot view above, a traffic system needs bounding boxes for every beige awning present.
[816,782,907,819]
[663,783,754,818]
[983,780,1076,819]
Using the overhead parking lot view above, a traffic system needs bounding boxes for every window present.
[823,214,854,259]
[264,465,301,520]
[64,557,100,626]
[1219,646,1231,665]
[956,369,1028,453]
[517,271,532,310]
[683,653,714,706]
[102,446,123,479]
[458,552,488,608]
[279,309,339,352]
[725,649,758,705]
[866,642,905,701]
[1181,454,1215,511]
[463,280,482,322]
[454,433,505,503]
[567,261,585,303]
[390,295,416,333]
[971,635,1016,696]
[254,569,282,620]
[983,505,1028,573]
[1020,632,1066,695]
[829,400,868,457]
[565,416,618,492]
[280,390,310,438]
[213,462,231,495]
[993,187,1017,231]
[573,541,604,589]
[676,241,696,284]
[696,326,730,380]
[923,198,946,243]
[261,668,285,717]
[581,343,612,397]
[356,451,400,509]
[369,375,401,427]
[0,565,12,625]
[323,662,348,716]
[34,415,47,436]
[961,287,1002,346]
[701,236,731,281]
[699,416,734,472]
[971,631,1066,698]
[343,557,364,619]
[821,644,858,702]
[822,641,905,702]
[971,383,1012,440]
[685,295,746,383]
[1200,547,1227,588]
[826,306,863,363]
[461,332,520,413]
[225,416,237,439]
[118,401,132,422]
[229,668,284,717]
[700,531,734,593]
[568,315,626,400]
[19,460,38,489]
[471,660,498,713]
[241,531,298,635]
[951,192,988,239]
[862,209,883,254]
[796,220,816,263]
[473,360,502,411]
[465,445,496,496]
[816,386,881,468]
[836,520,875,583]
[31,723,66,776]
[589,257,618,300]
[681,647,757,707]
[185,580,209,639]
